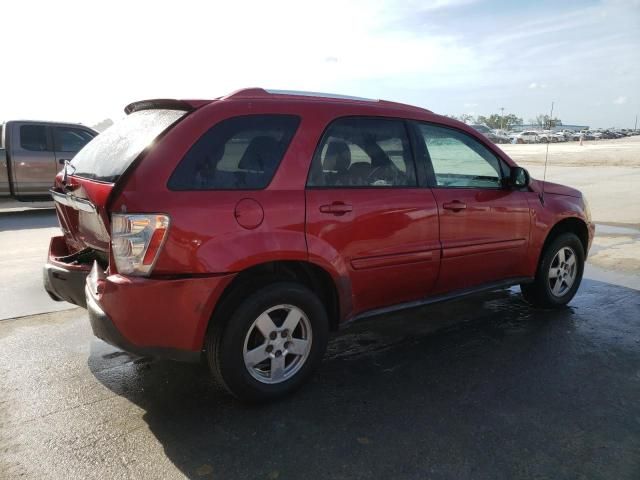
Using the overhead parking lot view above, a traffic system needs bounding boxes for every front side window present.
[416,123,504,188]
[20,125,49,151]
[54,127,95,152]
[307,117,416,188]
[169,115,300,190]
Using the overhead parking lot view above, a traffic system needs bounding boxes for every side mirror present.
[508,166,530,188]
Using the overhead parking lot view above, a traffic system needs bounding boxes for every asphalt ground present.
[1,278,639,479]
[0,210,73,320]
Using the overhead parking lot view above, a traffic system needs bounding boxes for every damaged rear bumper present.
[85,280,202,362]
[84,263,233,362]
[43,236,235,362]
[43,236,92,308]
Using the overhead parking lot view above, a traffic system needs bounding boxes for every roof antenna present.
[540,100,554,204]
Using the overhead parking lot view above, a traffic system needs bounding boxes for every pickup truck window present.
[20,125,50,151]
[71,109,186,182]
[54,127,95,153]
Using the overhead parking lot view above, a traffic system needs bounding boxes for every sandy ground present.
[499,136,640,224]
[499,136,640,278]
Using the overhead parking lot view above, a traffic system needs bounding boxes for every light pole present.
[500,107,505,130]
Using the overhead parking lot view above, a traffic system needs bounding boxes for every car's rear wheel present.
[206,282,329,402]
[521,232,585,308]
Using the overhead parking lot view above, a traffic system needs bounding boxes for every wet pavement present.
[1,279,639,479]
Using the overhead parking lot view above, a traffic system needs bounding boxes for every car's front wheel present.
[206,282,329,402]
[521,232,585,308]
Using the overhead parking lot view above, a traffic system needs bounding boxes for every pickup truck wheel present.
[206,282,329,402]
[521,232,585,308]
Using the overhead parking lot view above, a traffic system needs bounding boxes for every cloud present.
[528,82,547,89]
[418,0,478,10]
[0,0,637,128]
[613,96,628,105]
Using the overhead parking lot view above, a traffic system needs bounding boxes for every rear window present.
[71,109,186,182]
[168,115,300,190]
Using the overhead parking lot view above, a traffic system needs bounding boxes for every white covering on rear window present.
[71,109,186,182]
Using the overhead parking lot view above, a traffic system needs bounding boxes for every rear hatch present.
[51,105,190,260]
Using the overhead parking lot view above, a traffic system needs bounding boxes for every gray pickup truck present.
[1,121,97,198]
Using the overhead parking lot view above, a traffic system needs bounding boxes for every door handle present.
[319,202,353,215]
[443,201,467,212]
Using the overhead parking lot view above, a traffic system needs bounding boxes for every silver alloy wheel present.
[548,246,578,297]
[242,304,312,384]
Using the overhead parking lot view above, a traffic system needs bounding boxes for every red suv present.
[44,88,594,401]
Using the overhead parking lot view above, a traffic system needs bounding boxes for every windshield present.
[71,109,187,182]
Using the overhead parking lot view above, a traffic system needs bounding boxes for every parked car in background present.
[1,121,97,198]
[43,88,594,401]
[557,130,574,141]
[470,124,508,144]
[537,131,553,143]
[490,129,512,143]
[572,131,594,141]
[511,131,539,143]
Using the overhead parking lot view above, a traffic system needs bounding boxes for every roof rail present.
[222,88,379,103]
[221,87,432,113]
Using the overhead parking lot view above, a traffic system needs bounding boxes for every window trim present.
[167,114,301,192]
[305,115,420,190]
[409,120,511,190]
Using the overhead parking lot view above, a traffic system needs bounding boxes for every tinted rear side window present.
[71,109,186,182]
[20,125,49,151]
[168,115,300,190]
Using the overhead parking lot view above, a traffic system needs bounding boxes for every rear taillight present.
[111,213,170,276]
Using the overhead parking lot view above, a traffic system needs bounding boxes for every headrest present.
[238,136,281,171]
[323,141,351,171]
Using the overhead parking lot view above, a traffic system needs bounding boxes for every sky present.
[1,0,638,129]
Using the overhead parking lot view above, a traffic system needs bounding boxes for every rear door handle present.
[443,201,467,212]
[319,202,353,215]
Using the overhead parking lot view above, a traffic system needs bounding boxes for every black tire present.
[206,282,329,402]
[521,232,585,308]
